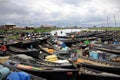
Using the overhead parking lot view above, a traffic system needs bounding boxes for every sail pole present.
[114,15,117,27]
[107,16,109,27]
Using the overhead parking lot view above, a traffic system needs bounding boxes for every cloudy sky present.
[0,0,120,27]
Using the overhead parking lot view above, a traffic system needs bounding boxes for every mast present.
[21,16,25,26]
[107,16,109,27]
[114,15,117,27]
[29,19,32,27]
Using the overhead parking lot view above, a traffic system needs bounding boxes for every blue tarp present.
[7,71,31,80]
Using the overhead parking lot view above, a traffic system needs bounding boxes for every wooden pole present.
[114,15,117,27]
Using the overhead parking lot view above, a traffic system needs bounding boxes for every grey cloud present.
[61,0,91,5]
[0,1,30,15]
[0,0,120,27]
[108,0,120,4]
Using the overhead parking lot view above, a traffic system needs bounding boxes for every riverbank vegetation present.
[1,27,120,33]
[0,27,61,33]
[1,27,120,40]
[89,27,120,31]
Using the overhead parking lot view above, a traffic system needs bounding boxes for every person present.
[77,47,83,57]
[71,34,75,40]
[70,50,78,62]
[60,31,63,34]
[30,44,33,49]
[54,32,58,39]
[113,38,119,45]
[0,44,7,56]
[79,41,83,46]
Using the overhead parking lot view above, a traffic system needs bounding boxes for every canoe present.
[39,49,65,61]
[22,39,39,45]
[38,45,54,54]
[0,63,46,80]
[5,40,22,46]
[9,46,40,58]
[94,44,120,55]
[38,44,70,58]
[79,67,120,80]
[89,48,120,63]
[76,37,97,42]
[76,56,120,75]
[56,50,120,75]
[0,35,5,38]
[3,61,78,80]
[9,54,74,69]
[0,40,22,47]
[38,38,54,48]
[76,32,96,38]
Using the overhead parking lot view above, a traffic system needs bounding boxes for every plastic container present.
[89,51,98,59]
[84,40,90,45]
[114,41,119,45]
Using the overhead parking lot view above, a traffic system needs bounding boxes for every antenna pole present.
[114,15,117,27]
[21,16,24,26]
[107,16,109,27]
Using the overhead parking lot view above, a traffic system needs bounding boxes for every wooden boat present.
[3,60,78,80]
[9,46,40,58]
[38,45,54,54]
[22,39,38,45]
[40,32,51,36]
[101,37,113,42]
[36,36,49,41]
[94,44,120,55]
[79,67,120,80]
[35,33,51,40]
[75,44,88,49]
[57,37,96,46]
[59,39,78,44]
[5,40,22,46]
[76,37,97,42]
[39,45,72,62]
[89,48,120,62]
[75,56,120,75]
[0,35,5,38]
[38,39,70,58]
[39,45,70,56]
[0,63,46,80]
[9,54,74,69]
[0,40,22,47]
[56,50,120,75]
[76,32,96,38]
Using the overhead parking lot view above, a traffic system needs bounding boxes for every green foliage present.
[33,27,61,33]
[0,30,7,33]
[6,35,20,40]
[90,27,120,31]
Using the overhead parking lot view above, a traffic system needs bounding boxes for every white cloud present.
[0,0,120,27]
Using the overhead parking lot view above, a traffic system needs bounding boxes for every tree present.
[93,25,96,28]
